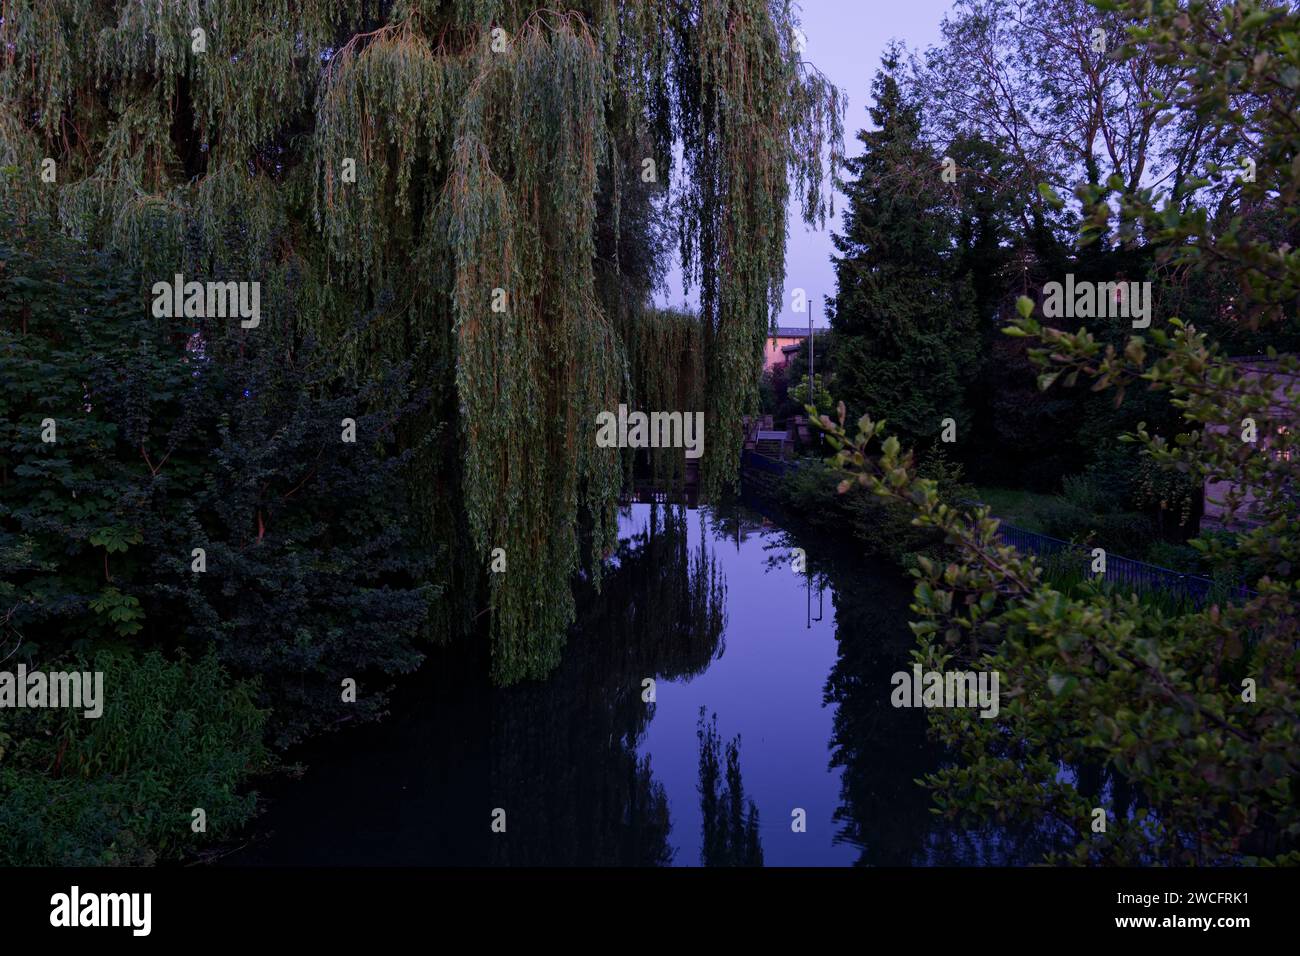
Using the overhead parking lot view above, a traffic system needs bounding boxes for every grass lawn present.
[971,485,1063,533]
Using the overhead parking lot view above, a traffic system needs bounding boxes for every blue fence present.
[740,463,1254,607]
[995,522,1255,607]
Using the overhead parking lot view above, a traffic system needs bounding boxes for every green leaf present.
[1047,674,1078,697]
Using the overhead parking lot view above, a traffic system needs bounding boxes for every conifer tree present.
[828,51,977,445]
[813,0,1300,865]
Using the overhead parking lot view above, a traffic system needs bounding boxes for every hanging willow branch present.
[0,0,842,683]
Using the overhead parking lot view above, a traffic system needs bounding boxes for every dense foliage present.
[828,50,979,447]
[0,207,438,861]
[775,449,972,566]
[821,0,1298,512]
[0,650,267,865]
[812,0,1299,864]
[0,0,842,683]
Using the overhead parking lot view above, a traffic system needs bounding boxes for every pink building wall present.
[764,335,804,370]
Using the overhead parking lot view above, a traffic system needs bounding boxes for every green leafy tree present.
[789,372,832,411]
[0,0,843,683]
[811,0,1300,864]
[909,0,1216,490]
[1,209,438,749]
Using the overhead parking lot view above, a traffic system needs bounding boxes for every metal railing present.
[995,521,1255,607]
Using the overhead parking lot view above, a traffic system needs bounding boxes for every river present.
[227,500,1046,866]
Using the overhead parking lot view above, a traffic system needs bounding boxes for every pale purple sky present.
[658,0,954,327]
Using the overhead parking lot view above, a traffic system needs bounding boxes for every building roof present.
[769,326,827,339]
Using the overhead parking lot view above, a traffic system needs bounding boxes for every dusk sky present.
[659,0,955,327]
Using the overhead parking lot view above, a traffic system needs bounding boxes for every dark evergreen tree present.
[0,210,438,750]
[828,51,978,446]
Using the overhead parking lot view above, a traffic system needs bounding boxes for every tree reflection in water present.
[708,498,1064,865]
[490,503,727,865]
[697,708,763,866]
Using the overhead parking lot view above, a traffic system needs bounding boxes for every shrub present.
[1,210,439,749]
[1143,541,1205,575]
[1061,474,1108,515]
[1037,499,1158,558]
[0,650,267,865]
[775,448,970,565]
[0,201,439,864]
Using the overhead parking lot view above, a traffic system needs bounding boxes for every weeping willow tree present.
[0,0,841,683]
[623,306,706,488]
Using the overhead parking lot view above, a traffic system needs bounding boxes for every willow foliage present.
[1,0,841,682]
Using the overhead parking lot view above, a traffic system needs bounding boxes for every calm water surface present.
[229,501,1044,866]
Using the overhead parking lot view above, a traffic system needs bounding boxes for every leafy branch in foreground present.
[802,0,1300,867]
[808,394,1297,864]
